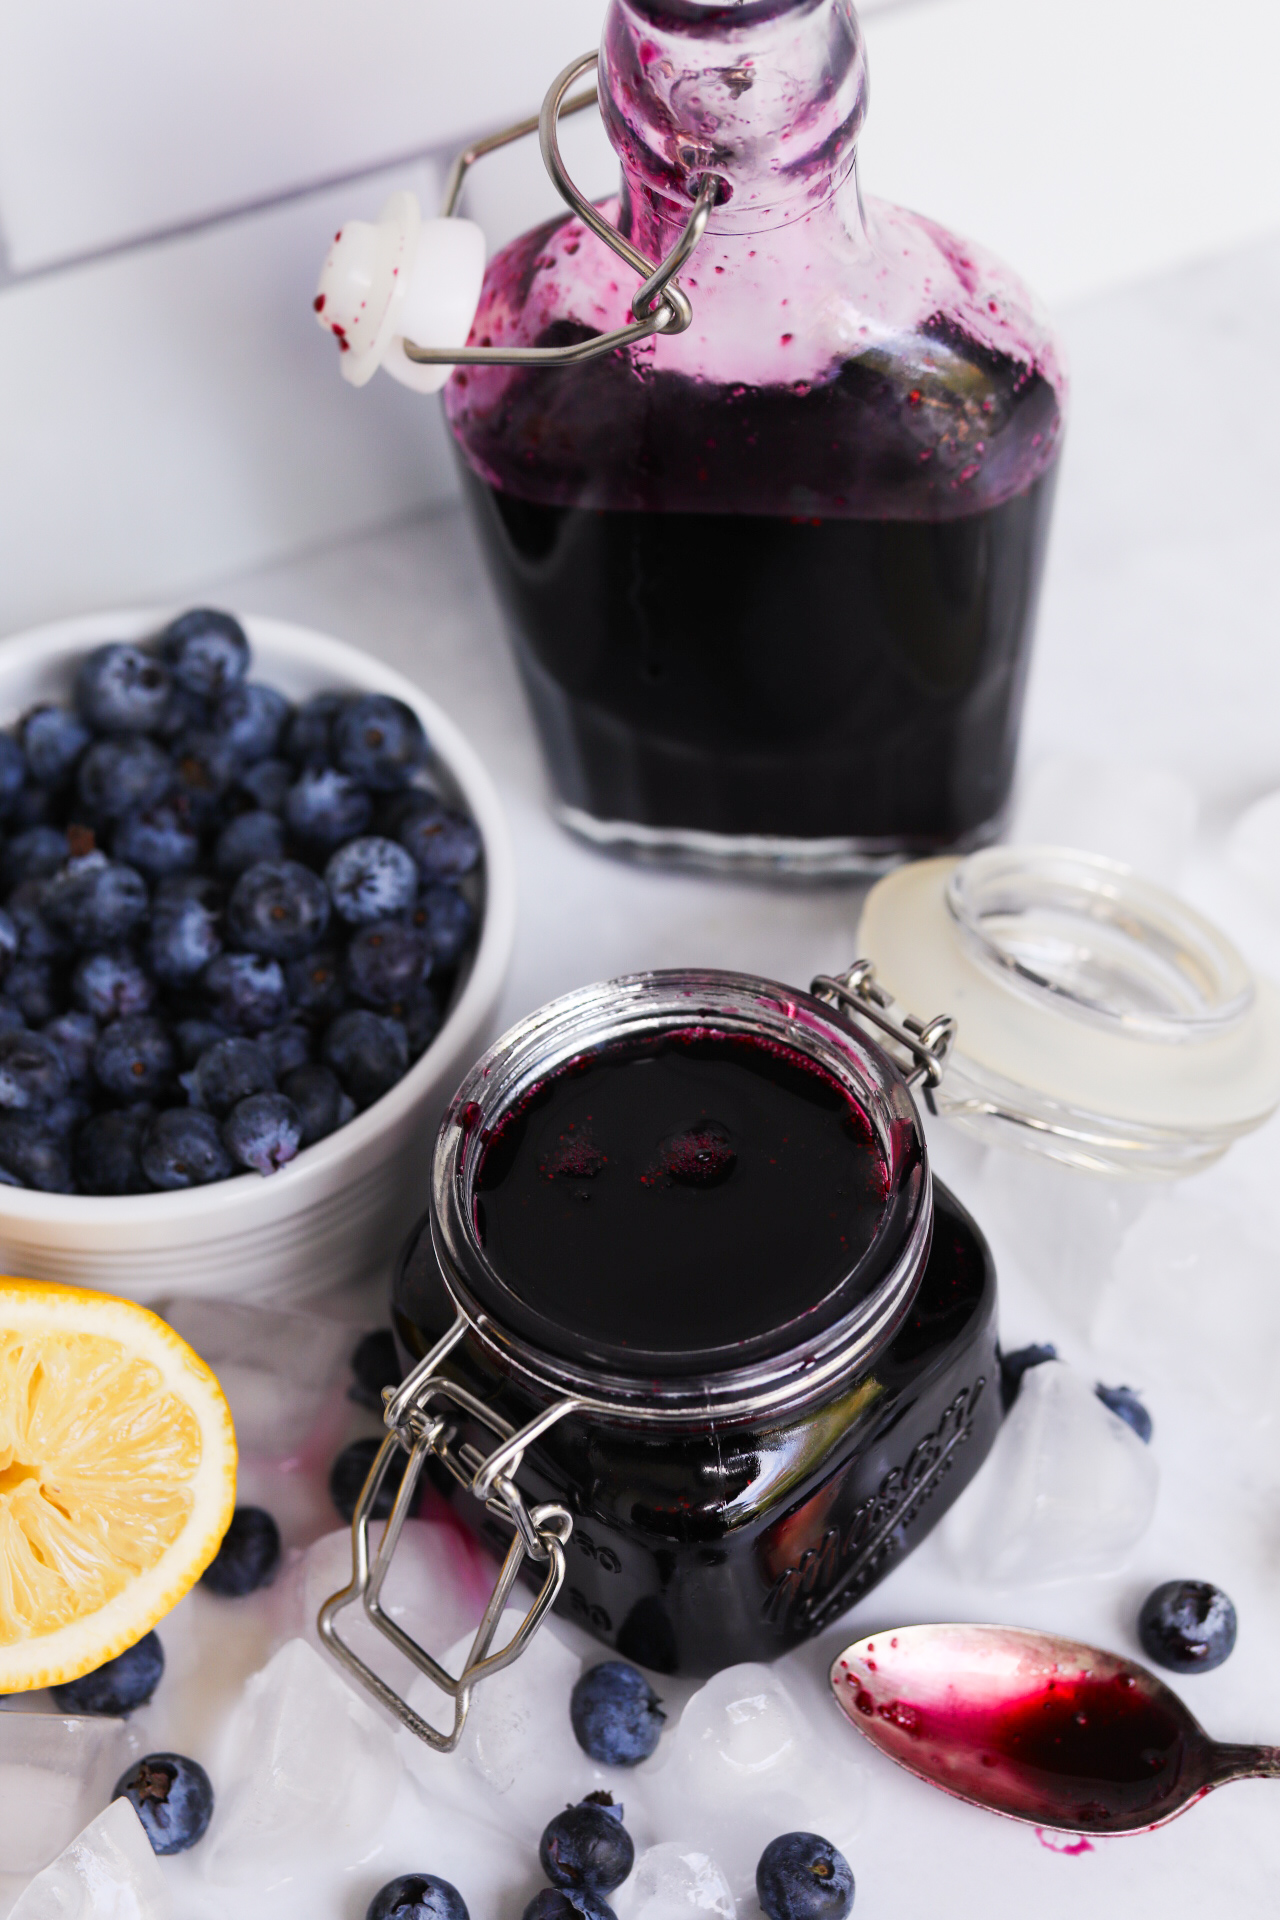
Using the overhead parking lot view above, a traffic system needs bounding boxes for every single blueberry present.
[256,1020,310,1079]
[201,1506,281,1596]
[284,765,373,850]
[149,875,223,985]
[237,756,293,813]
[44,853,149,949]
[329,1435,415,1524]
[157,607,250,698]
[998,1342,1058,1413]
[156,683,212,740]
[141,1107,234,1189]
[0,733,26,819]
[0,1028,70,1111]
[410,884,476,969]
[113,1751,214,1854]
[398,985,443,1061]
[222,1091,302,1175]
[71,949,155,1021]
[540,1802,634,1895]
[1138,1580,1237,1674]
[5,881,69,962]
[756,1833,855,1920]
[214,809,287,877]
[76,643,173,734]
[76,736,173,823]
[1095,1383,1153,1443]
[112,801,200,878]
[21,705,92,786]
[187,1036,276,1115]
[521,1894,616,1920]
[346,920,430,1010]
[349,1327,402,1412]
[399,805,482,883]
[0,1118,74,1192]
[202,952,288,1033]
[174,1016,230,1068]
[5,959,59,1025]
[51,1631,164,1714]
[94,1016,175,1101]
[2,824,70,888]
[170,730,237,825]
[213,680,289,762]
[570,1663,666,1767]
[366,1873,470,1920]
[42,1010,98,1082]
[227,858,330,961]
[334,694,428,791]
[75,1106,152,1194]
[322,1008,409,1109]
[326,835,418,924]
[284,946,346,1024]
[284,691,343,768]
[280,1061,348,1145]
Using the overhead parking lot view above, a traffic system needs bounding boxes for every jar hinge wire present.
[812,960,956,1110]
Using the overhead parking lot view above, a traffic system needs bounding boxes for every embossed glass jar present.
[391,968,999,1676]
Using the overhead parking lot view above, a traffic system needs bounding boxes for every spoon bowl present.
[831,1622,1279,1834]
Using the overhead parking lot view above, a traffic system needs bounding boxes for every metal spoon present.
[830,1622,1279,1834]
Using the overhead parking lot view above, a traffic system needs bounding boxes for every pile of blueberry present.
[0,609,481,1193]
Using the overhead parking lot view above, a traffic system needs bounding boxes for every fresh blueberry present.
[5,959,59,1025]
[227,858,330,960]
[174,1017,230,1068]
[149,875,223,984]
[76,736,173,823]
[399,805,482,883]
[8,782,55,829]
[141,1107,234,1189]
[237,756,293,813]
[540,1801,634,1894]
[76,643,173,734]
[349,1328,402,1412]
[258,1021,311,1078]
[411,884,476,968]
[365,1873,470,1920]
[214,809,287,877]
[1138,1580,1237,1674]
[202,952,288,1033]
[113,1752,214,1855]
[284,946,347,1024]
[326,836,418,924]
[112,802,200,878]
[213,681,289,762]
[44,854,149,949]
[285,765,373,850]
[187,1036,276,1115]
[323,1008,409,1108]
[346,920,430,1010]
[201,1506,281,1596]
[521,1894,616,1920]
[156,683,212,740]
[570,1663,666,1766]
[999,1342,1058,1412]
[157,607,251,699]
[329,1435,414,1524]
[6,881,69,961]
[284,692,343,768]
[2,824,70,888]
[0,1118,74,1192]
[1095,1383,1153,1443]
[170,731,237,825]
[756,1834,855,1920]
[94,1015,175,1101]
[71,949,155,1021]
[0,1028,70,1111]
[51,1630,164,1714]
[21,705,91,786]
[42,1010,98,1082]
[280,1062,348,1145]
[0,734,25,819]
[222,1091,302,1175]
[334,694,428,791]
[75,1107,153,1194]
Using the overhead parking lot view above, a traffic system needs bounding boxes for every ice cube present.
[8,1797,170,1920]
[620,1842,736,1919]
[1012,753,1198,885]
[0,1713,137,1876]
[941,1359,1158,1586]
[160,1296,351,1460]
[200,1636,400,1886]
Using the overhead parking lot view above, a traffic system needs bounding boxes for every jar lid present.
[857,847,1280,1177]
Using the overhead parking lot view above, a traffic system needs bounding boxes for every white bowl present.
[0,608,515,1303]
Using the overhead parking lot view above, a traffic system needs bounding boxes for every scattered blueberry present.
[72,949,154,1021]
[285,946,347,1023]
[93,1016,174,1101]
[326,835,418,924]
[0,1029,70,1111]
[540,1800,634,1894]
[570,1662,666,1766]
[174,1016,229,1068]
[334,694,428,790]
[77,736,172,821]
[141,1108,234,1189]
[214,809,286,877]
[998,1342,1058,1412]
[149,874,223,984]
[1095,1383,1153,1443]
[201,1505,281,1596]
[51,1630,164,1714]
[6,879,69,961]
[0,1119,74,1191]
[330,1434,413,1524]
[399,985,442,1060]
[43,854,149,948]
[158,608,251,699]
[413,884,476,967]
[212,680,288,762]
[113,1752,214,1854]
[227,858,329,960]
[259,1020,311,1077]
[281,1061,348,1144]
[75,1107,152,1194]
[1138,1580,1237,1674]
[323,1008,409,1108]
[202,952,288,1033]
[187,1036,276,1115]
[399,805,482,882]
[112,802,200,878]
[522,1895,617,1920]
[43,1010,98,1082]
[349,1327,402,1411]
[170,730,236,824]
[284,691,343,767]
[77,644,172,734]
[222,1090,302,1175]
[366,1874,470,1920]
[22,705,91,786]
[237,755,293,813]
[285,765,373,849]
[346,920,430,1011]
[3,823,70,887]
[756,1834,855,1920]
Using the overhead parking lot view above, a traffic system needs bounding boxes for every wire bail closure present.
[811,961,957,1108]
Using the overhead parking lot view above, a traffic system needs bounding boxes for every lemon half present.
[0,1279,236,1692]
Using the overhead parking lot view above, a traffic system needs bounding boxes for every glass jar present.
[382,968,1000,1683]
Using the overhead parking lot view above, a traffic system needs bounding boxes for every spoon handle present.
[1211,1743,1280,1783]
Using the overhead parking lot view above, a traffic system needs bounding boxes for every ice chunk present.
[160,1296,351,1459]
[8,1798,170,1920]
[621,1842,736,1918]
[0,1713,137,1876]
[941,1360,1158,1586]
[1012,753,1198,885]
[201,1636,400,1886]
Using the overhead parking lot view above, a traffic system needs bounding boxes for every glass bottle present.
[445,0,1066,874]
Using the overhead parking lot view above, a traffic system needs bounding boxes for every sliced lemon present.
[0,1279,236,1693]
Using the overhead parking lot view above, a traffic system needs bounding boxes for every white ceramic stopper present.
[314,190,486,394]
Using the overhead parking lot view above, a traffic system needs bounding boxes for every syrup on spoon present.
[830,1623,1279,1834]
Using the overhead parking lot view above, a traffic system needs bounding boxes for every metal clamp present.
[812,960,957,1101]
[402,49,720,372]
[318,1312,580,1750]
